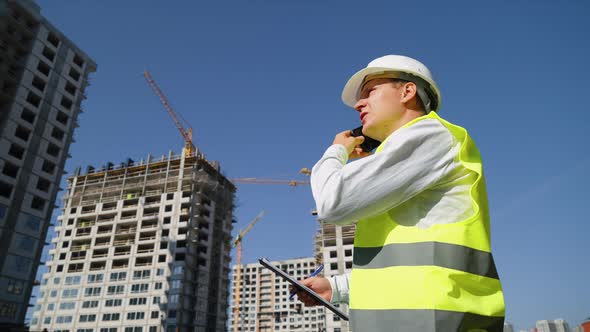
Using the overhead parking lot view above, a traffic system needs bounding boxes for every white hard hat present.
[341,55,441,112]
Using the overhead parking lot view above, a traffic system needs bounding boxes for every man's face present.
[354,78,404,141]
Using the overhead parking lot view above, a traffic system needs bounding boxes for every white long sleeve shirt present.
[311,117,477,303]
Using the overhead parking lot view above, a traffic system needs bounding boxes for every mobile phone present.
[350,126,381,152]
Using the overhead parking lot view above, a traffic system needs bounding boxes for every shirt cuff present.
[328,274,350,304]
[323,144,349,165]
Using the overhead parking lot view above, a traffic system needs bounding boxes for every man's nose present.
[354,98,367,112]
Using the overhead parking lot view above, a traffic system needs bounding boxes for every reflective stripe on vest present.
[349,112,505,332]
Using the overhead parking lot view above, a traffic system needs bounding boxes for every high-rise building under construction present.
[30,150,236,332]
[0,0,96,327]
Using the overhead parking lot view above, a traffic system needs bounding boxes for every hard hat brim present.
[341,66,441,112]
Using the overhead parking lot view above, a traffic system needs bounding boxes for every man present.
[295,55,505,331]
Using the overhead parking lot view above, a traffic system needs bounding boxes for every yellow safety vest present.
[349,112,505,332]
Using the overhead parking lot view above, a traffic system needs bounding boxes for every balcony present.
[113,239,134,246]
[117,227,136,235]
[97,217,115,224]
[112,259,129,269]
[92,249,108,259]
[89,261,106,271]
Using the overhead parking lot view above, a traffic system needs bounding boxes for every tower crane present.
[231,210,265,332]
[143,70,196,157]
[230,178,309,187]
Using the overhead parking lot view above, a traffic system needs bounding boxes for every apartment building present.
[230,257,326,332]
[0,0,96,327]
[30,151,235,332]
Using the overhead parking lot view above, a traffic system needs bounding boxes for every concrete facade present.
[0,0,96,327]
[30,151,235,332]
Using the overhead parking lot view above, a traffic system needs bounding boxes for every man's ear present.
[400,82,417,103]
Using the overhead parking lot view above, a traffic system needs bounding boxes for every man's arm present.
[311,119,456,225]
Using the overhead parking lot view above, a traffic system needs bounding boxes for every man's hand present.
[333,130,372,159]
[291,276,332,307]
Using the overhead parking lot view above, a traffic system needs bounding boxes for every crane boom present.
[143,70,195,155]
[231,178,310,187]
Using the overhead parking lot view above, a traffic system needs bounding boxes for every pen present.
[290,264,324,300]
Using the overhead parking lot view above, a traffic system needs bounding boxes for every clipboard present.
[258,257,349,321]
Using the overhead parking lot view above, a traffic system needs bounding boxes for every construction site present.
[26,63,323,332]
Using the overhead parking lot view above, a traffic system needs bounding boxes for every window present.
[8,143,25,159]
[55,111,69,125]
[51,127,65,141]
[59,302,75,310]
[65,81,77,95]
[0,181,13,198]
[131,283,149,293]
[37,60,50,76]
[0,205,6,220]
[53,277,61,284]
[50,290,57,298]
[101,328,119,332]
[129,297,147,306]
[31,196,46,211]
[127,312,145,320]
[330,251,337,258]
[41,160,56,174]
[87,273,103,283]
[84,287,101,297]
[80,300,97,309]
[24,215,40,232]
[154,282,162,290]
[79,314,96,322]
[56,315,73,324]
[69,67,81,81]
[20,108,36,124]
[105,299,122,307]
[47,32,60,47]
[6,279,24,295]
[133,270,150,279]
[156,268,165,276]
[110,271,127,281]
[152,297,160,304]
[46,143,60,157]
[73,53,85,67]
[169,295,178,304]
[42,46,55,62]
[171,280,181,289]
[36,178,51,192]
[168,310,176,318]
[107,285,124,295]
[44,317,51,324]
[345,249,352,257]
[102,313,120,321]
[14,125,31,142]
[26,91,41,108]
[65,276,81,285]
[60,96,73,110]
[2,162,19,178]
[32,75,46,92]
[151,311,158,319]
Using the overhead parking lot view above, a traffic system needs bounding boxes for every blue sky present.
[32,0,590,330]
